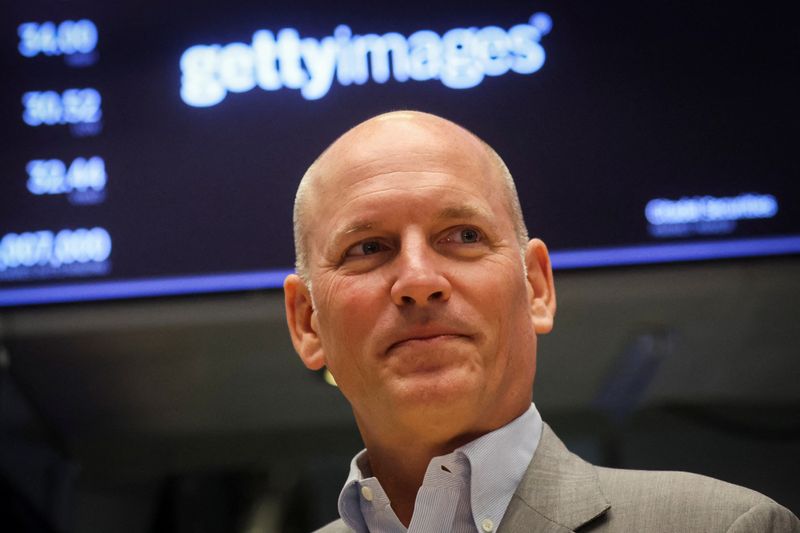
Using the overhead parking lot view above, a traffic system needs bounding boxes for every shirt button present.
[360,486,373,502]
[481,518,494,532]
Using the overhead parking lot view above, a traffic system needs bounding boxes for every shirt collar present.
[460,403,543,531]
[339,451,371,533]
[337,403,543,532]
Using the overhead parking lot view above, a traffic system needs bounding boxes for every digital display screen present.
[2,1,797,306]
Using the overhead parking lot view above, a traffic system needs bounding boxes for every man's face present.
[286,115,554,443]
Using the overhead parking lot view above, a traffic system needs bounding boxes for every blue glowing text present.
[646,193,778,226]
[0,228,111,273]
[180,12,552,106]
[18,20,98,57]
[27,157,107,196]
[22,88,102,126]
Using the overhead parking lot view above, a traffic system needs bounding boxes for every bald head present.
[292,111,528,282]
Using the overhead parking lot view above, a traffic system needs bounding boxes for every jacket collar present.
[498,423,610,532]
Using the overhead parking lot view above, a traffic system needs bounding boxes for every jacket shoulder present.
[727,501,800,532]
[591,466,799,532]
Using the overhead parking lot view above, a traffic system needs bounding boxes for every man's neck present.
[360,420,492,526]
[354,400,533,525]
[365,439,466,527]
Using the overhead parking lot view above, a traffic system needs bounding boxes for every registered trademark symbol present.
[530,13,553,36]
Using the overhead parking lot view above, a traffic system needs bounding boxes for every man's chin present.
[387,368,481,412]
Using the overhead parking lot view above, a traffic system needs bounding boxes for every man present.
[283,111,799,532]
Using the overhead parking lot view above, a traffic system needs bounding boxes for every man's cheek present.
[337,278,385,313]
[309,277,342,319]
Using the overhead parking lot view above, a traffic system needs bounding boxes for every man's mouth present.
[386,332,470,354]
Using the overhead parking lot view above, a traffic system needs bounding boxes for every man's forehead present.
[337,204,493,236]
[312,115,492,192]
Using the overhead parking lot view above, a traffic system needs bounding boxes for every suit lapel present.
[498,424,610,533]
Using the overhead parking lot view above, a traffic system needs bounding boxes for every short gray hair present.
[292,159,320,283]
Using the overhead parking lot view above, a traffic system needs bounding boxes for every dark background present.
[1,0,797,301]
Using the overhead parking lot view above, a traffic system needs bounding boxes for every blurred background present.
[1,1,798,531]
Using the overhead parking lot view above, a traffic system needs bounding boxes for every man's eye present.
[459,228,481,243]
[443,227,483,244]
[345,240,387,257]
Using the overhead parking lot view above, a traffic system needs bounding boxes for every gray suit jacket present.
[315,424,799,532]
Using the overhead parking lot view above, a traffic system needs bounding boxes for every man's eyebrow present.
[436,205,490,220]
[327,221,377,249]
[324,221,377,258]
[342,221,375,235]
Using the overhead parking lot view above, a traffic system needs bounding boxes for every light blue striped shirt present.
[338,403,543,533]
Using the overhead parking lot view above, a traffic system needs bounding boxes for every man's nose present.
[390,240,452,307]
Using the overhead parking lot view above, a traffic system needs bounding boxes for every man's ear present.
[525,238,557,334]
[284,274,326,370]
